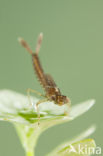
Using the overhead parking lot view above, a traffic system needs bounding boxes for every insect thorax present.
[46,87,69,105]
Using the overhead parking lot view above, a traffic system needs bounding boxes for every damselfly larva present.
[19,33,71,124]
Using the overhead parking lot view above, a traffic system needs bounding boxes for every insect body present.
[19,33,70,122]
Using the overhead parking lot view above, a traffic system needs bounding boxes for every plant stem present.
[26,151,34,156]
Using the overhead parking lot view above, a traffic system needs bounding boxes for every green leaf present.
[15,123,40,155]
[70,99,95,120]
[47,139,96,156]
[0,90,95,126]
[0,90,96,155]
[46,125,96,156]
[57,139,96,156]
[69,125,96,144]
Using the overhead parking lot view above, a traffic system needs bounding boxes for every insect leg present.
[36,98,48,125]
[27,88,46,107]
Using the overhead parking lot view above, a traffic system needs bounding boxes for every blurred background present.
[0,0,102,156]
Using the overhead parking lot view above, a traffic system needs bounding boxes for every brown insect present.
[19,33,70,123]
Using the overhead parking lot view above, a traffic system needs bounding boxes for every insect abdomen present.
[32,54,47,89]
